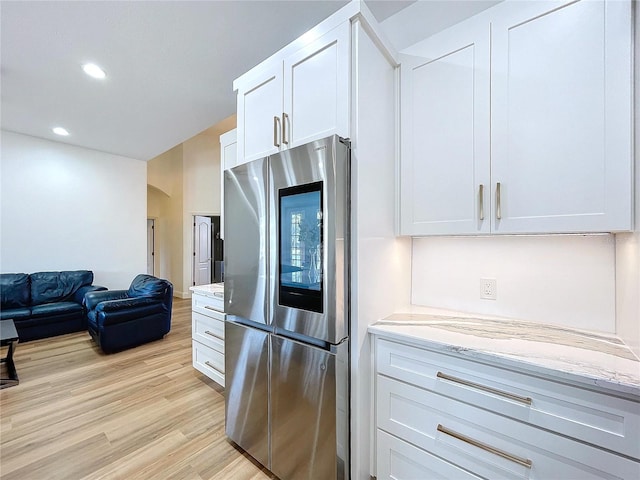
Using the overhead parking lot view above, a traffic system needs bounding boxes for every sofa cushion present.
[0,307,31,321]
[30,301,83,319]
[0,273,30,308]
[127,274,168,299]
[30,270,93,306]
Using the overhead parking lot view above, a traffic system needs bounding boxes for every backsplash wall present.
[411,234,616,333]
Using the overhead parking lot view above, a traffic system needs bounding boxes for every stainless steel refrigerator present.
[224,135,350,480]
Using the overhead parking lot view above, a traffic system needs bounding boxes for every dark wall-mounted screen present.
[278,181,323,313]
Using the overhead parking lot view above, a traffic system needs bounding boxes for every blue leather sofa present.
[0,270,107,342]
[85,274,173,353]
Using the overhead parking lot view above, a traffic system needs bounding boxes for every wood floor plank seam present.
[0,298,276,480]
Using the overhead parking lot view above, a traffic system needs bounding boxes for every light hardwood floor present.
[0,298,277,480]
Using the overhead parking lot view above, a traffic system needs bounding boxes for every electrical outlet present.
[480,278,497,300]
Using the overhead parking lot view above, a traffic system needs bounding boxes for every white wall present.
[147,115,236,297]
[411,235,616,332]
[181,120,232,294]
[0,130,146,289]
[148,145,184,294]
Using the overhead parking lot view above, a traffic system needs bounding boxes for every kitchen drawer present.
[192,311,225,353]
[377,375,640,480]
[376,337,640,459]
[377,429,482,479]
[192,340,224,387]
[192,292,225,318]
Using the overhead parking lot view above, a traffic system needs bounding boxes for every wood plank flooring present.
[0,298,277,480]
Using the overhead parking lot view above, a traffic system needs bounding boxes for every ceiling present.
[2,1,501,162]
[1,0,418,161]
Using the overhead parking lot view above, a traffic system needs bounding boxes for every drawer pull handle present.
[204,305,220,312]
[204,330,219,338]
[437,424,532,469]
[436,371,532,405]
[204,361,218,370]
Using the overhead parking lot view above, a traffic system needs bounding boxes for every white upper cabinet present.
[491,0,632,233]
[236,22,350,165]
[236,64,282,163]
[220,128,237,240]
[400,19,490,235]
[400,0,633,235]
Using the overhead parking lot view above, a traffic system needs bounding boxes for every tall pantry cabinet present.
[400,0,633,235]
[231,3,403,479]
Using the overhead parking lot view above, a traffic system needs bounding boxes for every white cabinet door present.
[400,19,490,235]
[491,0,632,233]
[236,22,350,166]
[283,23,350,148]
[220,128,237,240]
[236,64,282,164]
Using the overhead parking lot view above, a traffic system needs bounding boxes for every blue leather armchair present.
[85,274,173,353]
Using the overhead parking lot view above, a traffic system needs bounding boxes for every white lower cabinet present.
[191,289,225,387]
[373,336,640,479]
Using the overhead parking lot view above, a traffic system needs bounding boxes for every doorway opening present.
[147,218,155,275]
[193,215,223,286]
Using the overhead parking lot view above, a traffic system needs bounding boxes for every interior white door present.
[146,219,155,275]
[491,0,633,233]
[193,215,212,286]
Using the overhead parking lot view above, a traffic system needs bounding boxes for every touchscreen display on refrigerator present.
[278,181,323,313]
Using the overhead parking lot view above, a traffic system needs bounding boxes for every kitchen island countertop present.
[370,313,640,398]
[189,283,224,299]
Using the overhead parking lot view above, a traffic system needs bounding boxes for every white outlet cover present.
[480,278,497,300]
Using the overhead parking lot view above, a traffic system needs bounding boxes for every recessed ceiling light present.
[82,63,106,79]
[52,127,69,136]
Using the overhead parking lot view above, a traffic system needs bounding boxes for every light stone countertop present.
[369,313,640,399]
[189,283,224,299]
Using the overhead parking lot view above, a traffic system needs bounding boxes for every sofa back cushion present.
[128,274,169,299]
[0,273,31,308]
[30,270,94,306]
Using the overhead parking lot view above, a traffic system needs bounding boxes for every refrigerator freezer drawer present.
[225,321,270,469]
[271,335,349,480]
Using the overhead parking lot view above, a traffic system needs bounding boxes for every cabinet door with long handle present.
[399,17,490,235]
[283,22,350,149]
[491,0,632,233]
[236,63,283,164]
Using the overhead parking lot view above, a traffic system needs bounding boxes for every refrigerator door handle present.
[228,316,273,334]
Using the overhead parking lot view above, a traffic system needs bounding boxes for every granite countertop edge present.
[369,314,640,399]
[189,283,224,299]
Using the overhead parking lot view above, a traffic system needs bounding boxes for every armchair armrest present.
[74,285,108,305]
[85,290,129,310]
[95,297,166,326]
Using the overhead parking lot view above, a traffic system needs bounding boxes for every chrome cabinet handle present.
[204,330,219,338]
[479,184,485,221]
[282,112,289,145]
[205,361,217,369]
[496,182,502,219]
[273,116,281,147]
[204,305,220,311]
[437,425,532,469]
[436,371,532,405]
